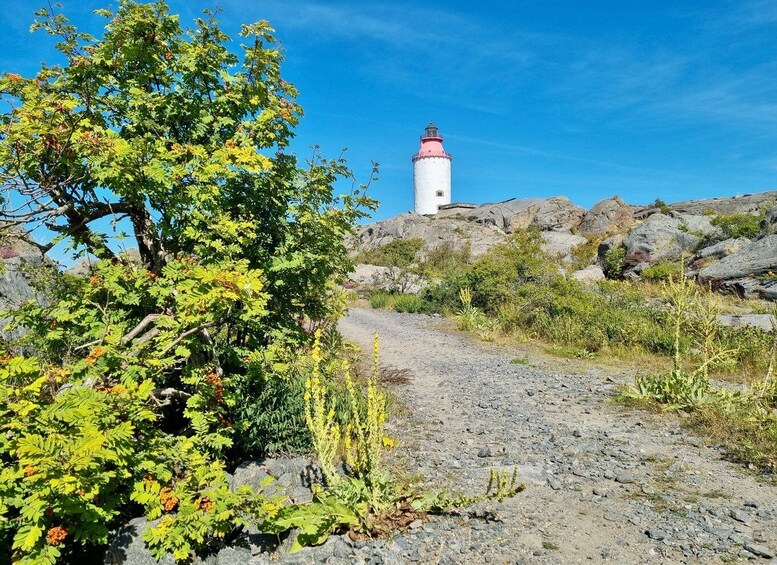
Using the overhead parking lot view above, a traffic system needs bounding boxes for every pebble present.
[646,529,667,541]
[730,509,750,524]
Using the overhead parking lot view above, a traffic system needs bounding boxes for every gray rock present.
[696,237,751,260]
[730,508,751,524]
[351,212,506,259]
[715,277,777,300]
[636,191,777,218]
[477,446,492,458]
[615,471,635,484]
[104,517,176,565]
[579,196,635,236]
[349,264,427,295]
[0,227,53,343]
[646,529,667,541]
[743,542,775,558]
[466,197,585,233]
[231,458,320,504]
[699,235,777,282]
[718,314,774,332]
[540,232,587,262]
[571,265,606,283]
[216,547,252,565]
[624,213,714,265]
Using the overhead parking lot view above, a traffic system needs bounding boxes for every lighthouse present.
[412,122,452,215]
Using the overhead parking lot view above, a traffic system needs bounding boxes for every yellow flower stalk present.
[304,330,341,484]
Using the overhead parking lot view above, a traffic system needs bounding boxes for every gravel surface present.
[330,308,777,564]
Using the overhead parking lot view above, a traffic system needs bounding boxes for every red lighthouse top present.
[412,122,452,162]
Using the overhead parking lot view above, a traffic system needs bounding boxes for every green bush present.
[654,198,672,214]
[710,211,765,239]
[355,238,424,268]
[641,260,683,282]
[423,231,677,355]
[603,245,626,279]
[420,241,471,277]
[370,291,391,309]
[369,290,436,314]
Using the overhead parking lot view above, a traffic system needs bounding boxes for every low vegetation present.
[361,228,777,472]
[710,209,766,240]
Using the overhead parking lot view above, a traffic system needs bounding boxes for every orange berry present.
[47,526,67,546]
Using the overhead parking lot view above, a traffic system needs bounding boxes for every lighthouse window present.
[436,190,444,197]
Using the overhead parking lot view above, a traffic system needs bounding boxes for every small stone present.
[573,429,582,438]
[526,389,535,396]
[688,437,701,447]
[744,500,759,509]
[547,478,562,491]
[615,471,634,484]
[477,446,492,458]
[603,469,615,480]
[730,509,750,524]
[743,542,775,559]
[646,529,667,541]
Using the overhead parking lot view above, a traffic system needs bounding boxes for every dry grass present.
[686,408,777,477]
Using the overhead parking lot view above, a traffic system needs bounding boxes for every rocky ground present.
[331,308,777,564]
[107,307,777,564]
[351,191,777,301]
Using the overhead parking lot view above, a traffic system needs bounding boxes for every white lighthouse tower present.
[412,122,452,215]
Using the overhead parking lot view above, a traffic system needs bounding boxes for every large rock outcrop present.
[698,235,777,282]
[623,213,716,264]
[352,213,506,259]
[464,197,585,233]
[540,232,587,262]
[635,191,777,218]
[578,196,634,236]
[351,190,777,301]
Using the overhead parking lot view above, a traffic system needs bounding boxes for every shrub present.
[641,260,683,282]
[710,211,765,240]
[355,239,424,268]
[391,294,430,313]
[421,241,471,277]
[654,198,672,214]
[602,245,627,279]
[570,238,602,271]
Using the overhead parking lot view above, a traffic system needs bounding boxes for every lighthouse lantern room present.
[412,122,452,215]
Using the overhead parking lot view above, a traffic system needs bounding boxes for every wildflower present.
[23,466,37,477]
[7,73,21,83]
[89,275,102,286]
[107,384,126,394]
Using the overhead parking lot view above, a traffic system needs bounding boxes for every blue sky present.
[3,0,777,223]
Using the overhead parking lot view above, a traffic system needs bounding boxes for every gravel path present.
[334,308,777,564]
